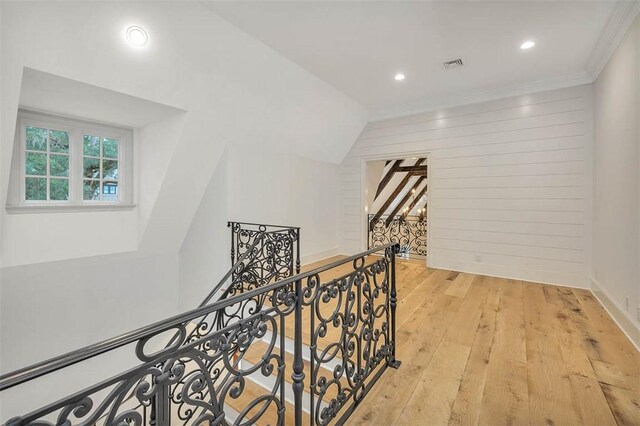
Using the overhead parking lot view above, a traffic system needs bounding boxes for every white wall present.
[341,85,594,287]
[178,144,343,310]
[0,2,366,420]
[1,1,367,267]
[364,160,385,211]
[0,251,179,421]
[592,15,640,345]
[0,252,179,373]
[178,149,229,311]
[2,68,187,267]
[0,2,366,326]
[226,144,342,265]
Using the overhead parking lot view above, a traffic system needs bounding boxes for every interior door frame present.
[360,151,432,264]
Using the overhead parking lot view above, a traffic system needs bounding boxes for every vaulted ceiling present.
[206,1,634,118]
[369,158,428,227]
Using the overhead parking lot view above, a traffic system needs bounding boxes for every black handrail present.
[228,220,301,232]
[0,242,396,393]
[3,242,399,426]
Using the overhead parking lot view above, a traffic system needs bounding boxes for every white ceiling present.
[206,1,626,119]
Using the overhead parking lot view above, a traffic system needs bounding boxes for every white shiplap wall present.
[340,85,593,287]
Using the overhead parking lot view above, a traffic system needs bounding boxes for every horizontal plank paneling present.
[432,220,583,237]
[432,162,585,179]
[429,209,584,224]
[340,85,592,286]
[430,249,585,275]
[433,239,583,263]
[358,110,584,147]
[430,229,583,250]
[433,148,584,169]
[431,174,585,188]
[430,186,584,200]
[365,86,588,130]
[351,123,585,155]
[436,135,585,159]
[360,97,585,139]
[433,198,584,211]
[342,206,363,217]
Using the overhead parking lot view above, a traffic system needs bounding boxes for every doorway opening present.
[364,156,429,261]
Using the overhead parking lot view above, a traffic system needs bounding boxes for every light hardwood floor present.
[341,258,640,426]
[227,256,638,425]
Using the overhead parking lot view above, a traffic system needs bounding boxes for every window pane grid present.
[25,126,70,201]
[18,115,128,208]
[83,134,119,201]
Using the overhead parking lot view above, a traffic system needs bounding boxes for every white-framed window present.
[7,110,134,212]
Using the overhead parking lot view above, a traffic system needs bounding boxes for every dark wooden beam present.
[370,158,425,229]
[396,165,428,173]
[374,159,403,199]
[375,159,428,200]
[385,177,426,227]
[401,183,428,219]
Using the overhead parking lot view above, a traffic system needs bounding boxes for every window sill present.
[5,203,136,214]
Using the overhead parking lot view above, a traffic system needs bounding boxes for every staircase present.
[0,222,400,426]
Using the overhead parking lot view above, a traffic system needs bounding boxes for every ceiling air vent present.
[442,59,463,69]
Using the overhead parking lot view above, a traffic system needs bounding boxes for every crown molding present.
[370,71,593,121]
[586,0,640,80]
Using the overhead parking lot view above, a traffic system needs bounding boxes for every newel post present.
[292,278,305,425]
[295,227,301,275]
[389,244,401,369]
[228,222,235,265]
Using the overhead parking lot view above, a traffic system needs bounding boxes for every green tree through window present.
[25,126,69,201]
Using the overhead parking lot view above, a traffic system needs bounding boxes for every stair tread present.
[223,377,296,426]
[181,256,419,424]
[172,365,296,426]
[242,340,342,383]
[241,340,352,412]
[282,257,422,354]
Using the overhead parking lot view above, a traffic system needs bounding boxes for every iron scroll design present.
[1,236,400,426]
[301,244,400,425]
[368,214,427,258]
[217,222,301,334]
[180,222,300,353]
[228,222,301,291]
[4,286,298,426]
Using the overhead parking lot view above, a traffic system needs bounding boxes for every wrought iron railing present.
[217,222,301,334]
[368,214,427,258]
[0,222,399,426]
[228,221,301,292]
[172,223,299,361]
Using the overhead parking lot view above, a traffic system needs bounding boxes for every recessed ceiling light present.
[126,26,148,47]
[394,73,405,81]
[520,40,535,50]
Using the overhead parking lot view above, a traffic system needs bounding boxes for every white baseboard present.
[428,255,589,289]
[590,279,640,351]
[300,247,341,266]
